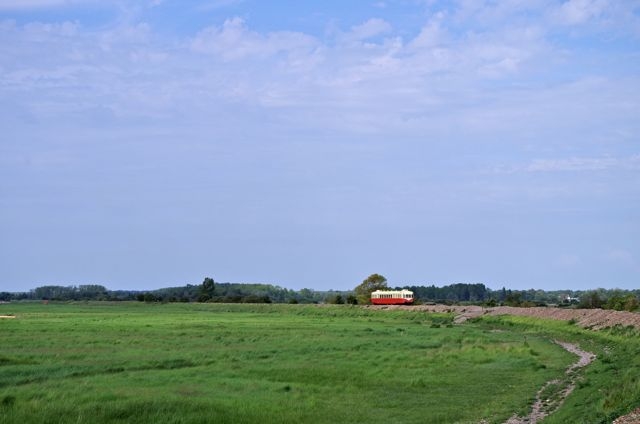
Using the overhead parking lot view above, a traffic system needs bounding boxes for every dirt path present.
[503,341,596,424]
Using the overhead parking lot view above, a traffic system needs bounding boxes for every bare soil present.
[368,305,640,330]
[613,408,640,424]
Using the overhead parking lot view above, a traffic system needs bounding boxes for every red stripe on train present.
[370,298,414,305]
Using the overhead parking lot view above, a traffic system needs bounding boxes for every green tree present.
[606,294,639,312]
[579,290,604,309]
[625,295,639,311]
[505,291,522,307]
[354,273,388,305]
[77,285,108,300]
[326,294,344,304]
[198,277,216,302]
[142,292,157,302]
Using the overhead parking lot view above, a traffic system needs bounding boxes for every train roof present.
[371,289,413,294]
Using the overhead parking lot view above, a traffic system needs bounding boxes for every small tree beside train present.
[354,273,415,305]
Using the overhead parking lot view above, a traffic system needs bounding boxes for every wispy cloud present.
[1,1,639,291]
[493,155,640,174]
[0,0,96,10]
[556,0,608,25]
[191,17,317,61]
[1,2,637,141]
[344,18,392,42]
[527,157,622,172]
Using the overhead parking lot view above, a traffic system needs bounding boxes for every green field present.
[1,303,638,423]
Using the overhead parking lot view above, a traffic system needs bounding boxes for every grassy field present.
[0,302,638,423]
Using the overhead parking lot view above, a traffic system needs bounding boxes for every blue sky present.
[1,0,639,292]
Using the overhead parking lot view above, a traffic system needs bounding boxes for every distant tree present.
[241,294,271,304]
[326,294,344,304]
[354,274,388,305]
[33,285,75,301]
[77,285,108,300]
[142,292,157,302]
[499,287,507,302]
[624,295,640,312]
[606,294,639,312]
[297,288,321,303]
[505,291,522,307]
[198,277,216,302]
[346,294,358,305]
[579,291,605,309]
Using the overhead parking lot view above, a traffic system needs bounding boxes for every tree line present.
[0,279,347,305]
[354,273,639,311]
[405,283,639,311]
[2,276,638,312]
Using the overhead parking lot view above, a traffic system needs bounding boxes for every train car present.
[370,289,414,305]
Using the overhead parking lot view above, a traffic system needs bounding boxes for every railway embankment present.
[369,304,640,330]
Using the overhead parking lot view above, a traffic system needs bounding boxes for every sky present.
[1,0,639,293]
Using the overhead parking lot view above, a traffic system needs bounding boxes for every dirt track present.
[504,341,596,424]
[368,304,640,330]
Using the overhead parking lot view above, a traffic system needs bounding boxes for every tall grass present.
[0,302,636,423]
[474,314,640,423]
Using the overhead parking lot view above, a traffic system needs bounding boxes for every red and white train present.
[370,289,414,305]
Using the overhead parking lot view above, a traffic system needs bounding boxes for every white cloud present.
[0,0,96,10]
[2,5,639,139]
[347,18,392,41]
[408,12,447,49]
[191,17,317,61]
[557,0,607,25]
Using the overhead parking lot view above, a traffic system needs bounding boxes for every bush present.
[605,294,639,312]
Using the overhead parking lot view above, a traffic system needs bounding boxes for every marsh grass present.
[0,302,636,423]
